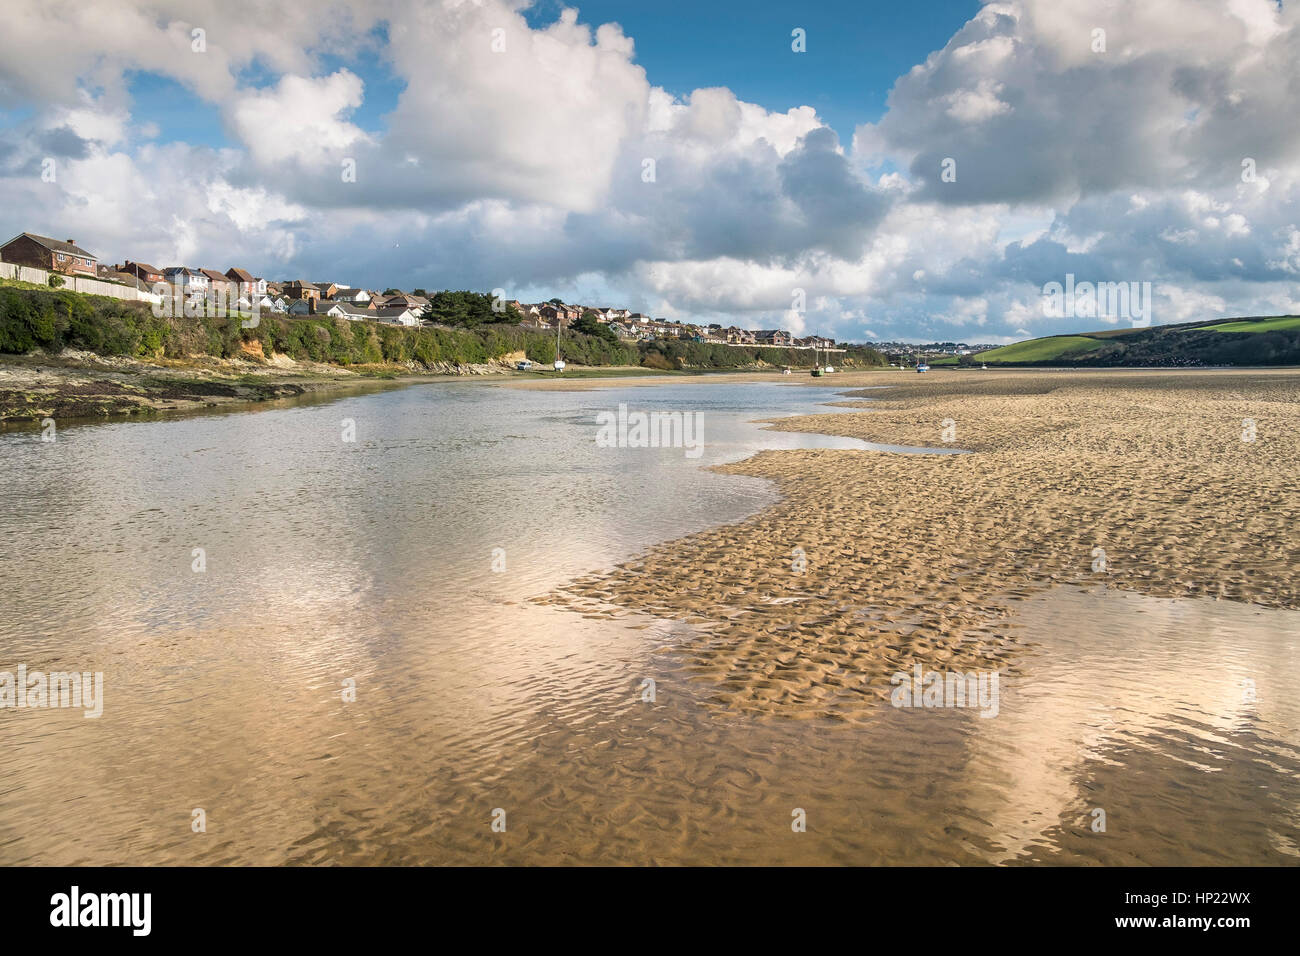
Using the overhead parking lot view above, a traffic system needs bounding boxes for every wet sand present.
[544,369,1300,721]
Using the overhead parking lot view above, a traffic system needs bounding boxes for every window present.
[57,253,66,261]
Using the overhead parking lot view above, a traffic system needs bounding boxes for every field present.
[976,335,1106,363]
[1196,316,1300,334]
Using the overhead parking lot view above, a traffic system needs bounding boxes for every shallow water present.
[0,381,1294,864]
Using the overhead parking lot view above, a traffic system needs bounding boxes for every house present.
[119,261,164,285]
[325,302,374,320]
[755,329,792,347]
[383,292,428,311]
[334,287,372,307]
[268,297,289,313]
[225,267,267,296]
[200,268,234,298]
[539,302,580,326]
[285,280,319,301]
[162,267,208,298]
[374,306,420,326]
[288,299,315,316]
[313,281,342,299]
[106,272,150,292]
[0,233,98,277]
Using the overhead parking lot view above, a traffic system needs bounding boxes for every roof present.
[225,267,254,282]
[199,268,228,282]
[107,273,150,291]
[124,261,162,275]
[286,279,317,289]
[2,232,97,259]
[374,307,416,318]
[327,302,373,316]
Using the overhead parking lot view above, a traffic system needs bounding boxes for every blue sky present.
[128,1,979,153]
[521,0,981,141]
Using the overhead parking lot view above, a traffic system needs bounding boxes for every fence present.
[0,260,157,303]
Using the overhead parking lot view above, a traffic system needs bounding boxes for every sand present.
[542,369,1300,721]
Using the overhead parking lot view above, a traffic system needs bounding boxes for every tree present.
[570,311,618,343]
[426,290,521,328]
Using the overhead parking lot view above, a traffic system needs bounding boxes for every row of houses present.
[1,231,838,343]
[0,233,429,327]
[509,298,836,349]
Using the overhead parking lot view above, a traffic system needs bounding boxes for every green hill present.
[976,335,1106,363]
[970,316,1300,367]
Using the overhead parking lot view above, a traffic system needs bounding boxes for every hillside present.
[963,315,1300,367]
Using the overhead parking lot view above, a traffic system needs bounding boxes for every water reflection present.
[0,382,1295,864]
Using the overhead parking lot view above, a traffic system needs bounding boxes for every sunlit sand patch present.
[548,370,1300,721]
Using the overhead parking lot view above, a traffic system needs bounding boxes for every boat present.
[553,316,565,371]
[916,363,930,373]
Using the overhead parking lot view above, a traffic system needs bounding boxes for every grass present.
[0,277,61,293]
[978,335,1106,364]
[1194,316,1300,334]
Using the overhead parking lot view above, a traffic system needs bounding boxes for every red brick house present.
[285,280,319,301]
[0,232,98,277]
[118,260,164,285]
[199,268,234,298]
[225,267,267,296]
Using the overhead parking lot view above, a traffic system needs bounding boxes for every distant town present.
[0,230,998,361]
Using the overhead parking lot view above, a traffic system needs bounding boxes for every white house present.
[374,306,420,326]
[325,302,374,320]
[334,287,372,306]
[162,267,207,298]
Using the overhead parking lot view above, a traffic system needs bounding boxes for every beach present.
[545,369,1300,721]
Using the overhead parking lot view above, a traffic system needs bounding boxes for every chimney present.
[66,239,75,245]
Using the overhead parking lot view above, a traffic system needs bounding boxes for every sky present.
[1,0,1298,344]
